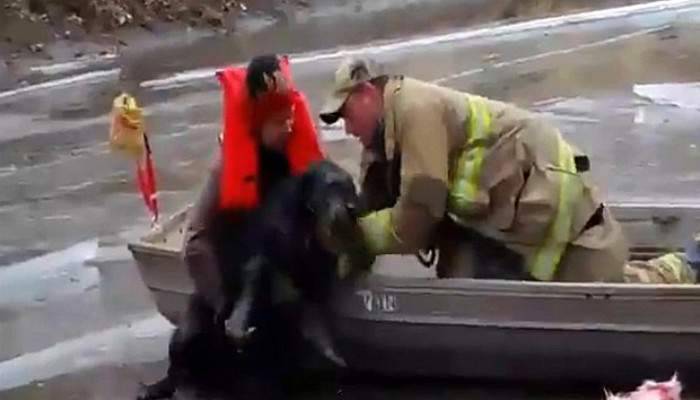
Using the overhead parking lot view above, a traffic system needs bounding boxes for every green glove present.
[358,209,401,255]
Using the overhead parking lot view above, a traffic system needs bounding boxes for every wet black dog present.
[138,160,364,400]
[224,160,364,362]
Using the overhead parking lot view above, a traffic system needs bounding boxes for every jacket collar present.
[382,75,404,162]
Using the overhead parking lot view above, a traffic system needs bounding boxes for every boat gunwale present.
[357,274,700,296]
[128,244,700,297]
[332,312,700,334]
[126,200,700,297]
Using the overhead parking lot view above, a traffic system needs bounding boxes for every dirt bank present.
[0,0,303,60]
[0,0,648,63]
[2,0,242,32]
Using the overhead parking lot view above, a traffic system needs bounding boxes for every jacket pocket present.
[510,164,573,246]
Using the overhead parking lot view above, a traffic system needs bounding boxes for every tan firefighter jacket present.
[358,76,627,281]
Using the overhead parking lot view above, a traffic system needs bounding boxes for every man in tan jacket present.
[319,57,696,284]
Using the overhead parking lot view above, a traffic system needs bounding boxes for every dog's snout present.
[346,202,358,220]
[326,200,358,229]
[330,201,350,223]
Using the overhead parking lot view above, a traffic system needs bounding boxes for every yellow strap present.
[528,136,582,281]
[448,95,492,211]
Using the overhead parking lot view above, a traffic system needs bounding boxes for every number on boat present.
[357,290,398,313]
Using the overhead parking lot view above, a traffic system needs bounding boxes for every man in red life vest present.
[138,54,324,400]
[188,54,323,320]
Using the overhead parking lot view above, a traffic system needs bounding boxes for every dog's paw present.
[136,380,175,400]
[224,317,257,347]
[322,347,348,369]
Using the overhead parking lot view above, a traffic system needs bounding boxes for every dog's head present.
[300,160,361,254]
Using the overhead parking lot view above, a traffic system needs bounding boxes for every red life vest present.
[216,55,324,210]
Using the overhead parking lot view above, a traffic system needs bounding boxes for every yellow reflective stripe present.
[359,209,401,254]
[448,95,492,210]
[528,137,581,281]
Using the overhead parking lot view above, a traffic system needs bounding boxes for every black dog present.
[224,160,365,357]
[138,160,365,400]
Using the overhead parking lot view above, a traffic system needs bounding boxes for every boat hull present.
[127,202,700,381]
